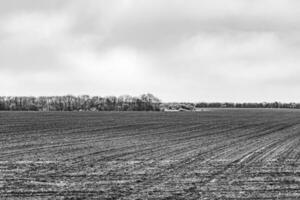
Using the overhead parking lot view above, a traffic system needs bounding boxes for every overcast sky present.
[1,0,300,102]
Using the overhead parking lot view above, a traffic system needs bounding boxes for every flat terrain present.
[1,110,300,199]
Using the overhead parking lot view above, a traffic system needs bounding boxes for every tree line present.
[196,102,300,109]
[0,94,161,111]
[1,94,300,111]
[162,102,300,110]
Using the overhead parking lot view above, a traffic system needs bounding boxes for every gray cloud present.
[66,0,300,49]
[0,0,69,15]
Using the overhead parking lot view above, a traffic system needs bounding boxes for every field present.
[1,109,300,199]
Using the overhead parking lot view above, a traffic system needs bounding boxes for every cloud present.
[0,11,72,72]
[1,0,300,101]
[0,0,69,15]
[65,0,300,50]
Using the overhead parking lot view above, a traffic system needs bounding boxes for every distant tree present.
[1,94,300,111]
[195,102,208,108]
[117,95,133,111]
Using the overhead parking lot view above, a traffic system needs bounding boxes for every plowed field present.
[1,110,300,199]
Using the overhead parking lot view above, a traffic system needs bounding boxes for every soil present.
[0,109,300,199]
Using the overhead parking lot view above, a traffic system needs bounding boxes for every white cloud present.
[0,11,72,72]
[0,12,69,42]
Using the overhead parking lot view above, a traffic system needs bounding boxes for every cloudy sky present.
[1,0,300,102]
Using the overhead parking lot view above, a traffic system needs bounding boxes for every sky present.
[1,0,300,102]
